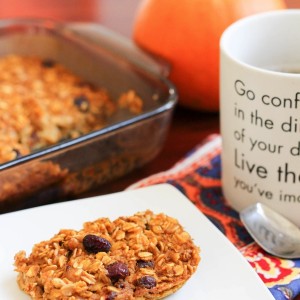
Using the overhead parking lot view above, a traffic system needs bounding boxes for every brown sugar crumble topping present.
[0,54,143,164]
[14,210,200,299]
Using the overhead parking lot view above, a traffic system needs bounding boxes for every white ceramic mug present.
[220,10,300,226]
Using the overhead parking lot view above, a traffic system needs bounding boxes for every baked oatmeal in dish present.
[14,210,200,299]
[0,54,143,164]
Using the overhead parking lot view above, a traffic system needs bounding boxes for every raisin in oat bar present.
[14,210,200,299]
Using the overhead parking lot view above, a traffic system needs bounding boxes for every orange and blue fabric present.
[128,134,300,300]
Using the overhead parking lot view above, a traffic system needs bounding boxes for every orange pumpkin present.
[133,0,286,112]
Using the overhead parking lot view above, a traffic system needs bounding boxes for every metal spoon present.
[240,203,300,259]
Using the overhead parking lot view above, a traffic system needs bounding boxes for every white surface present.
[0,184,273,299]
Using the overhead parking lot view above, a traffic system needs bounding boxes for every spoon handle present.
[240,203,300,259]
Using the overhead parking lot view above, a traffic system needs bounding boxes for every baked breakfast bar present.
[14,210,200,299]
[0,54,142,164]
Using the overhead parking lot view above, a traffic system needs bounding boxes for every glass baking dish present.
[0,19,177,213]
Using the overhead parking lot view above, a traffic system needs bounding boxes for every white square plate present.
[0,184,273,299]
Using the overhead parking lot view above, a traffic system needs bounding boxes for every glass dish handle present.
[64,22,171,78]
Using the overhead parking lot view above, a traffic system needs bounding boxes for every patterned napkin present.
[127,134,300,300]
